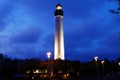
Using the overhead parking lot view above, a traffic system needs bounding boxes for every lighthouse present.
[54,4,65,60]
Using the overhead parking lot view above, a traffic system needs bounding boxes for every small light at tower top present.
[56,5,62,10]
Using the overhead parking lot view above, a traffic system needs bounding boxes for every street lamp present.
[94,56,98,62]
[47,52,51,80]
[119,62,120,66]
[101,60,105,78]
[47,52,51,59]
[101,60,104,64]
[94,56,99,79]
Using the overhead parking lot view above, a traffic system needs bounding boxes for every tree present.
[109,0,120,14]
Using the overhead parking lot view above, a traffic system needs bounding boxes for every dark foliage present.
[109,0,120,14]
[0,53,120,80]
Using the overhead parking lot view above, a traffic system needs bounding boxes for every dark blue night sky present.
[0,0,120,61]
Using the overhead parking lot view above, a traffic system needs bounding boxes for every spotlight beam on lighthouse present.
[54,3,65,60]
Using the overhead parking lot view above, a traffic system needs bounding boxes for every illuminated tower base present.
[54,4,65,60]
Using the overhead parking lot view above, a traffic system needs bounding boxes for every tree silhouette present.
[109,0,120,14]
[0,53,120,79]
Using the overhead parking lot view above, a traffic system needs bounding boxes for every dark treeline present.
[0,53,120,80]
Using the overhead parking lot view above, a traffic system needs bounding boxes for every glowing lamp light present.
[56,6,62,10]
[101,60,105,64]
[36,70,39,73]
[119,62,120,66]
[94,56,98,61]
[47,52,51,59]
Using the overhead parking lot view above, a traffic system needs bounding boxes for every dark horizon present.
[0,53,120,62]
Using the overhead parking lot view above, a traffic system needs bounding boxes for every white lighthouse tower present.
[54,4,65,60]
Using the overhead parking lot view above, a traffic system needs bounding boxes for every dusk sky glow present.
[0,0,120,61]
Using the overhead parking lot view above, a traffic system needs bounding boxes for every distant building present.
[54,4,65,60]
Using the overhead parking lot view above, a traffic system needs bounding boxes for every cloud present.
[64,3,120,60]
[101,31,120,48]
[0,0,120,61]
[0,0,13,31]
[0,20,6,31]
[11,27,42,44]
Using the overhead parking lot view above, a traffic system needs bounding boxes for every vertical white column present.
[54,15,65,60]
[54,4,65,60]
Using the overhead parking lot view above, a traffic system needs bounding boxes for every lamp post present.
[101,60,105,79]
[94,56,99,79]
[47,52,51,80]
[118,62,120,72]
